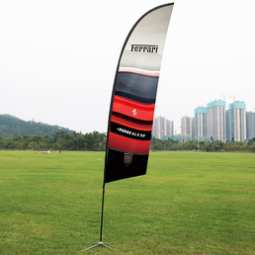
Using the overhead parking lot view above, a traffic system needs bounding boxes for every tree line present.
[151,137,255,152]
[0,130,255,152]
[0,131,106,151]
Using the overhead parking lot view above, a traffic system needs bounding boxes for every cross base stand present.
[83,241,116,251]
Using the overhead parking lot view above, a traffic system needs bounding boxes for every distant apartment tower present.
[207,100,226,142]
[166,119,174,137]
[152,116,174,140]
[181,116,193,141]
[152,116,166,139]
[246,111,255,139]
[191,117,196,140]
[226,101,246,141]
[195,107,208,139]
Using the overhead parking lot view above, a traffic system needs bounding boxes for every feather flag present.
[104,3,174,183]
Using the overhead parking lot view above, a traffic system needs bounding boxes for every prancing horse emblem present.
[132,109,137,116]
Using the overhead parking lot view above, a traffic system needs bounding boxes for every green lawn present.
[0,151,254,254]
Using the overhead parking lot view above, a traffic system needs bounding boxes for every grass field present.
[0,150,254,255]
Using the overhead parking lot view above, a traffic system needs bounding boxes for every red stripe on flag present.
[108,132,150,154]
[111,112,153,131]
[112,95,155,121]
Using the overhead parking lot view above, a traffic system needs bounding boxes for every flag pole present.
[83,181,116,251]
[99,183,106,242]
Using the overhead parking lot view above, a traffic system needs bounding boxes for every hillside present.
[0,114,72,138]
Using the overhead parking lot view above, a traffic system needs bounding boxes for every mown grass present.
[0,151,254,254]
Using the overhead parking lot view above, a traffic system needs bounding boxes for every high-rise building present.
[152,116,166,139]
[207,100,226,142]
[152,116,174,140]
[226,101,246,141]
[166,119,174,137]
[195,107,208,140]
[181,116,193,142]
[152,116,164,139]
[246,111,255,140]
[191,117,196,140]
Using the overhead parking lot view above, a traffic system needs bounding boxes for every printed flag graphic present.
[104,4,174,183]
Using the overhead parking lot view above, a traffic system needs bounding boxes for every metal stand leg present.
[83,241,116,251]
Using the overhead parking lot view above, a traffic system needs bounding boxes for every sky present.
[1,0,255,134]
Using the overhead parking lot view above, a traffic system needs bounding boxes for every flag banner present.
[104,3,174,183]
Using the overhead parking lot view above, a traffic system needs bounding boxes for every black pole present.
[99,184,106,242]
[84,182,116,251]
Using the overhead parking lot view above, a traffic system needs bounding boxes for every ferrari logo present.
[132,109,137,116]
